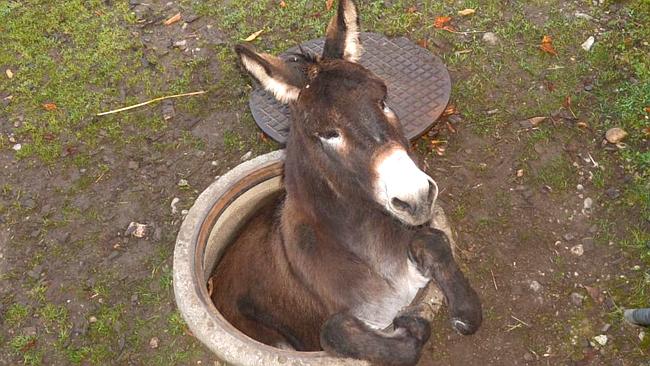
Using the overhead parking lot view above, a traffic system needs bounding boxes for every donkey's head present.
[235,0,438,226]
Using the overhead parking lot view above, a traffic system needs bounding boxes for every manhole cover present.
[250,32,451,144]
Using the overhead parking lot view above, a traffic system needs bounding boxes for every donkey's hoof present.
[393,315,431,344]
[450,318,479,335]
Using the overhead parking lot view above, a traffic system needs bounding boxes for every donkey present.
[210,1,482,364]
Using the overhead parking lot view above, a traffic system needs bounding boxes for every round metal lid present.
[249,32,451,144]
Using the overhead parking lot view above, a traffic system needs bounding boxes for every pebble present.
[12,143,21,151]
[583,197,593,210]
[171,197,180,214]
[593,334,608,347]
[574,11,595,21]
[605,187,620,199]
[605,127,628,144]
[173,40,188,49]
[581,36,595,51]
[125,222,148,238]
[240,151,253,161]
[448,114,463,124]
[584,84,593,91]
[149,337,159,349]
[529,280,542,292]
[571,244,584,256]
[482,32,498,46]
[570,292,585,306]
[89,316,98,323]
[563,233,576,241]
[211,161,218,166]
[178,179,189,187]
[576,184,584,191]
[601,323,611,333]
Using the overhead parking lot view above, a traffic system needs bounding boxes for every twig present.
[96,90,206,116]
[491,269,498,291]
[444,29,487,35]
[511,315,530,327]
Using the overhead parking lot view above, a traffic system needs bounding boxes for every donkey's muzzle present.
[388,178,438,226]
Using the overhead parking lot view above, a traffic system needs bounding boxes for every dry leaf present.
[576,121,589,129]
[163,12,181,26]
[442,104,457,116]
[540,35,558,55]
[326,0,334,11]
[563,95,572,109]
[446,121,457,133]
[642,126,650,137]
[279,0,287,8]
[434,16,452,29]
[243,29,264,42]
[529,116,546,126]
[43,103,57,111]
[5,69,13,79]
[584,286,604,304]
[644,106,650,113]
[458,8,476,16]
[417,39,428,48]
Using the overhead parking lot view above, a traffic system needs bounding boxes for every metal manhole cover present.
[250,32,451,144]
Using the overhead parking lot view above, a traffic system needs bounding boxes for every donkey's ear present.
[235,44,302,104]
[322,0,361,62]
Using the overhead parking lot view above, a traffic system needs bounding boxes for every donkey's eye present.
[319,130,340,139]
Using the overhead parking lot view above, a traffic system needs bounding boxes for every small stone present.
[171,197,180,214]
[128,161,139,170]
[605,187,620,199]
[605,127,627,144]
[593,334,607,347]
[181,209,189,217]
[570,244,584,256]
[211,161,218,166]
[173,39,187,49]
[89,316,98,323]
[482,32,498,46]
[581,36,595,51]
[12,143,21,151]
[529,280,542,292]
[576,184,584,191]
[149,337,159,349]
[448,114,463,124]
[584,84,593,91]
[563,233,576,241]
[570,292,585,306]
[178,179,189,187]
[574,11,595,21]
[125,222,148,238]
[240,151,253,161]
[583,197,593,210]
[523,352,534,361]
[640,331,645,341]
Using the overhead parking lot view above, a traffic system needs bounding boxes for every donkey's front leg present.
[320,312,429,366]
[409,228,482,335]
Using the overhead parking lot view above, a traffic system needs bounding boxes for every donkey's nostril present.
[391,197,415,214]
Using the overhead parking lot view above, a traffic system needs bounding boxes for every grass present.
[0,0,648,364]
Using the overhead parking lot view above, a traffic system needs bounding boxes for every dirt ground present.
[0,0,648,365]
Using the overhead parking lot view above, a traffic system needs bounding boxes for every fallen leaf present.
[529,116,547,126]
[326,0,334,11]
[434,145,446,156]
[540,35,558,55]
[5,69,13,79]
[43,103,57,111]
[563,95,572,109]
[406,6,417,13]
[163,12,181,26]
[417,39,428,48]
[446,121,457,133]
[279,0,286,7]
[644,106,650,113]
[20,338,36,353]
[643,126,650,137]
[458,8,476,16]
[434,16,452,29]
[576,121,589,129]
[243,29,264,42]
[442,104,457,116]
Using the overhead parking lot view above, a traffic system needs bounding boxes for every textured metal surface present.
[250,32,451,144]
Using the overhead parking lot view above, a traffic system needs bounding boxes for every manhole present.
[249,32,451,144]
